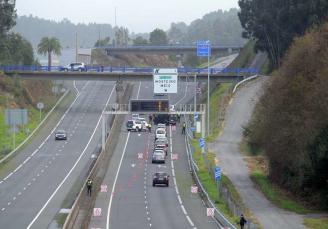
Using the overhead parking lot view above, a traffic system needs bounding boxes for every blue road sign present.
[214,166,221,181]
[197,41,211,57]
[199,138,205,148]
[191,127,195,132]
[194,112,199,120]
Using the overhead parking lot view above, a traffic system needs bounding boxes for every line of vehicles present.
[152,122,170,187]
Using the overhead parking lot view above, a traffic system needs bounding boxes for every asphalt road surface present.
[210,77,306,229]
[0,81,116,228]
[88,80,221,229]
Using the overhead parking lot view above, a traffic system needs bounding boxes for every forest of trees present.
[241,0,328,208]
[13,9,246,50]
[239,0,328,68]
[0,1,35,65]
[167,8,246,46]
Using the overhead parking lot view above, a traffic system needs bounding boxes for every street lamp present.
[206,40,210,137]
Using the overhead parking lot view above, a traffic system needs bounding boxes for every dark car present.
[152,172,170,187]
[126,120,134,131]
[168,115,178,125]
[55,130,67,140]
[153,114,169,125]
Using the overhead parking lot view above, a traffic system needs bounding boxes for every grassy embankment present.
[188,40,260,226]
[0,77,62,160]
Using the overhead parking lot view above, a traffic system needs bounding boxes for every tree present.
[37,37,62,68]
[0,33,34,65]
[149,28,168,45]
[133,36,148,45]
[114,27,129,46]
[238,0,328,68]
[94,36,111,47]
[0,0,16,36]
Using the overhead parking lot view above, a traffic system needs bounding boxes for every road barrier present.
[184,120,237,229]
[0,65,259,75]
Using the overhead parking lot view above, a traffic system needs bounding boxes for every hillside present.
[245,22,328,209]
[0,74,60,156]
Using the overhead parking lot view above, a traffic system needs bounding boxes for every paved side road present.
[210,77,306,229]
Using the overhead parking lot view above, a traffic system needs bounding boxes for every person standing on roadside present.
[147,123,152,132]
[182,122,186,135]
[86,178,93,196]
[239,214,247,229]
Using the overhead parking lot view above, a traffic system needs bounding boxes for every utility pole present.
[75,32,78,62]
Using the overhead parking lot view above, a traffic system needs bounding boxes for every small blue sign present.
[197,40,211,57]
[194,112,199,120]
[191,127,195,132]
[199,138,205,148]
[214,166,221,181]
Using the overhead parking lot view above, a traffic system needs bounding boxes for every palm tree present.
[37,37,62,70]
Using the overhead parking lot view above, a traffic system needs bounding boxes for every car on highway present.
[155,137,169,147]
[152,172,170,187]
[126,120,143,131]
[157,123,166,129]
[132,113,139,120]
[152,150,166,163]
[154,143,168,156]
[168,115,178,125]
[154,114,169,125]
[155,128,166,140]
[60,62,87,72]
[55,130,67,140]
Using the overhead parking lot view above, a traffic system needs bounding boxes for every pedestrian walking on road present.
[239,214,247,229]
[182,122,186,135]
[86,178,93,196]
[147,123,152,132]
[149,114,153,123]
[177,114,181,123]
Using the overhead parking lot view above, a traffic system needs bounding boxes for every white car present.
[61,62,86,72]
[132,114,139,120]
[155,128,166,140]
[157,123,166,129]
[126,120,142,131]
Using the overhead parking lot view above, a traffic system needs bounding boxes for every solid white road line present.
[106,81,141,229]
[106,132,130,229]
[169,125,196,228]
[27,84,115,229]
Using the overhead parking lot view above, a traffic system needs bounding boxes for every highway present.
[88,80,220,229]
[0,81,116,228]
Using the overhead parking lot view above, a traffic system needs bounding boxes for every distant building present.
[77,49,92,64]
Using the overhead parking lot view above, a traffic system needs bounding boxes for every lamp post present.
[206,40,210,136]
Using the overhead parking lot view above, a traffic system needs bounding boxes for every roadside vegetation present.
[0,1,62,160]
[304,218,328,229]
[244,22,328,214]
[191,138,239,226]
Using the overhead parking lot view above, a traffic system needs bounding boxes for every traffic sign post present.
[197,40,211,137]
[214,166,222,198]
[153,68,178,94]
[199,138,205,149]
[214,166,221,182]
[37,102,44,122]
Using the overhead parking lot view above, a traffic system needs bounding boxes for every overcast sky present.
[15,0,239,33]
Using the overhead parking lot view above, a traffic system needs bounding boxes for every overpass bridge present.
[1,66,258,82]
[97,45,243,56]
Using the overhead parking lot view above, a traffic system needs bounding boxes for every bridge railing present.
[0,65,259,75]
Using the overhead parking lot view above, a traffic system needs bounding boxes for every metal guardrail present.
[184,117,237,229]
[0,65,259,75]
